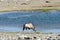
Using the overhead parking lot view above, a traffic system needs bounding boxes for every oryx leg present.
[23,27,25,31]
[26,27,28,30]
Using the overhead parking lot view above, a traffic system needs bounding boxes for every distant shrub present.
[36,32,40,34]
[45,1,50,3]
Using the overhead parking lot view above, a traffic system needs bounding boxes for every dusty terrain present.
[0,0,60,11]
[0,32,60,40]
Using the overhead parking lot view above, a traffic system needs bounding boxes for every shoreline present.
[0,7,60,12]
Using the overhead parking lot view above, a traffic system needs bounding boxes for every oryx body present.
[23,23,36,32]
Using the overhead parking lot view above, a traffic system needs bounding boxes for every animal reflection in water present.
[23,23,36,32]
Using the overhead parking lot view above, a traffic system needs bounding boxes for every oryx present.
[23,23,36,32]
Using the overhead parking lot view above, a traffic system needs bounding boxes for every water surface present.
[0,10,60,33]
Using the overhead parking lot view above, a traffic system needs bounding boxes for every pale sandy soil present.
[0,0,60,12]
[0,32,59,40]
